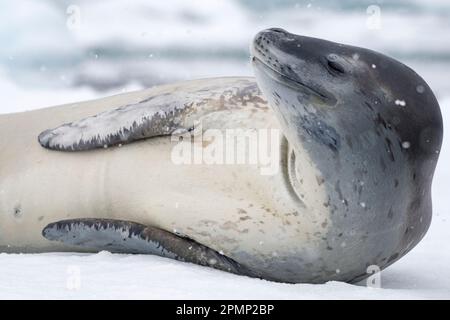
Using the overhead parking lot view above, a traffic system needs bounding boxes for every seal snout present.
[250,28,287,58]
[251,29,337,106]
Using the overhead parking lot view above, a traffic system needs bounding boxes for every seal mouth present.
[251,56,336,105]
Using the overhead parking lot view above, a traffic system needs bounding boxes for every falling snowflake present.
[395,99,406,106]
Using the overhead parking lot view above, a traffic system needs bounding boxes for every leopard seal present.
[0,28,442,283]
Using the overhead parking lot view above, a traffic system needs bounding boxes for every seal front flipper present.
[42,218,255,277]
[38,93,197,151]
[38,79,263,151]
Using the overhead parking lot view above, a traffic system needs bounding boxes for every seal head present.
[251,28,443,282]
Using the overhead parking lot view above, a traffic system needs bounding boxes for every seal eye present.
[327,60,345,75]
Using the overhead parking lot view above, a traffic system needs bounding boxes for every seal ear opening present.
[42,218,257,277]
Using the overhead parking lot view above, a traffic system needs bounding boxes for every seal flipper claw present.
[42,218,255,277]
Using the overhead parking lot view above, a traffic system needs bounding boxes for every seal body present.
[0,77,331,282]
[0,29,443,283]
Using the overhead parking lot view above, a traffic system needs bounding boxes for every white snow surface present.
[0,74,449,299]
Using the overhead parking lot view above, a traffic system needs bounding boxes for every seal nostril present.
[268,28,287,34]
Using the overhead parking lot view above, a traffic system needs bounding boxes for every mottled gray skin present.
[251,28,443,282]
